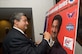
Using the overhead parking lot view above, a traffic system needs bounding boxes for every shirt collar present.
[13,26,24,34]
[49,37,55,47]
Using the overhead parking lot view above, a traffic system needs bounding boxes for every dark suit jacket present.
[47,40,67,54]
[3,28,49,54]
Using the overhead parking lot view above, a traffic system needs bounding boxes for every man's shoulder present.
[5,28,27,41]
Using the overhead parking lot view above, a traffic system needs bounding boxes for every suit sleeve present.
[9,36,49,54]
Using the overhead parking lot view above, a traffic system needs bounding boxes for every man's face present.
[16,16,29,31]
[51,20,59,39]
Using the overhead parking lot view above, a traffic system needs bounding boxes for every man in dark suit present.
[47,15,67,54]
[3,12,51,54]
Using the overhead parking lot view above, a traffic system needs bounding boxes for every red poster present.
[44,0,80,54]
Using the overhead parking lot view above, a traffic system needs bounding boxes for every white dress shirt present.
[49,37,55,47]
[13,26,24,34]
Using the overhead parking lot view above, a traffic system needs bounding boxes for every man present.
[47,15,67,54]
[3,12,50,54]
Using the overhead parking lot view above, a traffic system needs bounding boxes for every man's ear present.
[14,20,18,25]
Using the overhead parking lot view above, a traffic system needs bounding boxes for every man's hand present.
[44,31,51,41]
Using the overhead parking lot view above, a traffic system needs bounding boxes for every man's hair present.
[10,12,27,26]
[52,15,62,32]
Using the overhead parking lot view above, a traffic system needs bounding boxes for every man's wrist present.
[44,38,49,43]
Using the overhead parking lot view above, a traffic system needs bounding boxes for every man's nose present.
[26,21,29,25]
[53,28,56,32]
